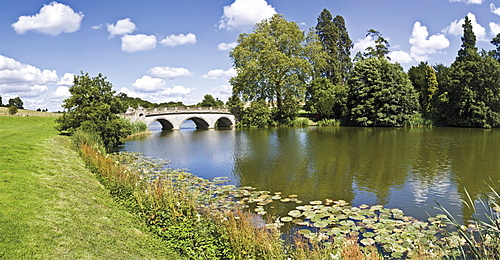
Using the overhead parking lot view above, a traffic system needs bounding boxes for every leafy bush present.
[288,117,311,126]
[240,100,274,127]
[8,106,18,115]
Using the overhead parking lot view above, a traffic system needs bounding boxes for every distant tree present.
[230,14,315,123]
[56,72,131,149]
[8,106,18,115]
[226,95,244,120]
[443,16,500,128]
[0,95,2,106]
[197,94,224,107]
[117,92,155,111]
[305,78,348,120]
[348,57,419,126]
[36,108,41,111]
[315,9,352,85]
[408,62,439,118]
[8,97,23,109]
[491,33,500,61]
[361,29,390,60]
[157,101,185,107]
[240,101,273,128]
[456,16,477,63]
[333,15,353,84]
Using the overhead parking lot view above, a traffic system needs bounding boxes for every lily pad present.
[281,216,293,222]
[288,210,302,218]
[363,231,376,238]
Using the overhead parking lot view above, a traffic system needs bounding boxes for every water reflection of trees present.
[233,127,500,222]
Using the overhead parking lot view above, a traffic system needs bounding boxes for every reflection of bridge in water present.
[122,106,236,130]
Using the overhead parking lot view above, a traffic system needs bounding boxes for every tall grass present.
[317,118,341,126]
[404,114,434,127]
[436,185,500,259]
[288,117,312,126]
[120,117,148,135]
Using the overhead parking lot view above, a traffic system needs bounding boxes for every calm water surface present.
[121,121,500,222]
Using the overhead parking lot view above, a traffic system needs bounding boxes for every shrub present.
[8,106,18,115]
[317,118,341,126]
[288,117,311,126]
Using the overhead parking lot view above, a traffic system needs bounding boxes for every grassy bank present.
[0,116,179,259]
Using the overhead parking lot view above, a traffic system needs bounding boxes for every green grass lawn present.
[0,116,180,259]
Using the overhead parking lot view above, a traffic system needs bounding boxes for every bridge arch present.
[155,118,175,130]
[216,116,234,128]
[124,106,236,131]
[182,116,210,129]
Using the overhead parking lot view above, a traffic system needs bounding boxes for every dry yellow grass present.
[0,107,60,117]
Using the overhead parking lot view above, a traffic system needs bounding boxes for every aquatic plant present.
[436,185,500,259]
[316,118,341,126]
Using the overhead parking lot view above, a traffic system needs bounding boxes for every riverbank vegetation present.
[70,121,500,259]
[228,10,500,128]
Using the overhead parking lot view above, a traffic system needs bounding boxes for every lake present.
[120,121,500,223]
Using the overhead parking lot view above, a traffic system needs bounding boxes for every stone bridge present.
[122,106,236,130]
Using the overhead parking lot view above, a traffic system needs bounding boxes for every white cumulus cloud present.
[160,33,197,47]
[352,35,375,54]
[118,86,192,104]
[107,18,136,38]
[132,75,165,92]
[148,67,192,79]
[160,85,192,96]
[409,22,450,61]
[490,22,500,35]
[218,42,237,51]
[442,13,488,41]
[492,3,500,16]
[0,55,58,90]
[202,68,236,79]
[54,86,70,98]
[449,0,483,4]
[388,51,414,64]
[57,73,75,86]
[12,1,83,36]
[218,0,277,30]
[121,34,157,52]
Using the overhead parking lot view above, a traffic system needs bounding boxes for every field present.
[0,107,61,117]
[0,116,179,259]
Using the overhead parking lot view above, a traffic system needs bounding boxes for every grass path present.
[0,116,179,259]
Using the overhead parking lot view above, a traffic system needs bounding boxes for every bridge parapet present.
[144,106,230,114]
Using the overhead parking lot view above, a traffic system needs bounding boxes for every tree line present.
[228,10,500,128]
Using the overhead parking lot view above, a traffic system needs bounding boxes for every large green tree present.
[348,57,419,126]
[305,78,348,120]
[8,97,23,109]
[358,29,390,60]
[443,16,500,128]
[230,14,316,123]
[408,62,439,119]
[315,9,352,85]
[197,94,224,107]
[56,72,131,148]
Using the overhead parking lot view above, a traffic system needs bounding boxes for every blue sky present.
[0,0,499,111]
